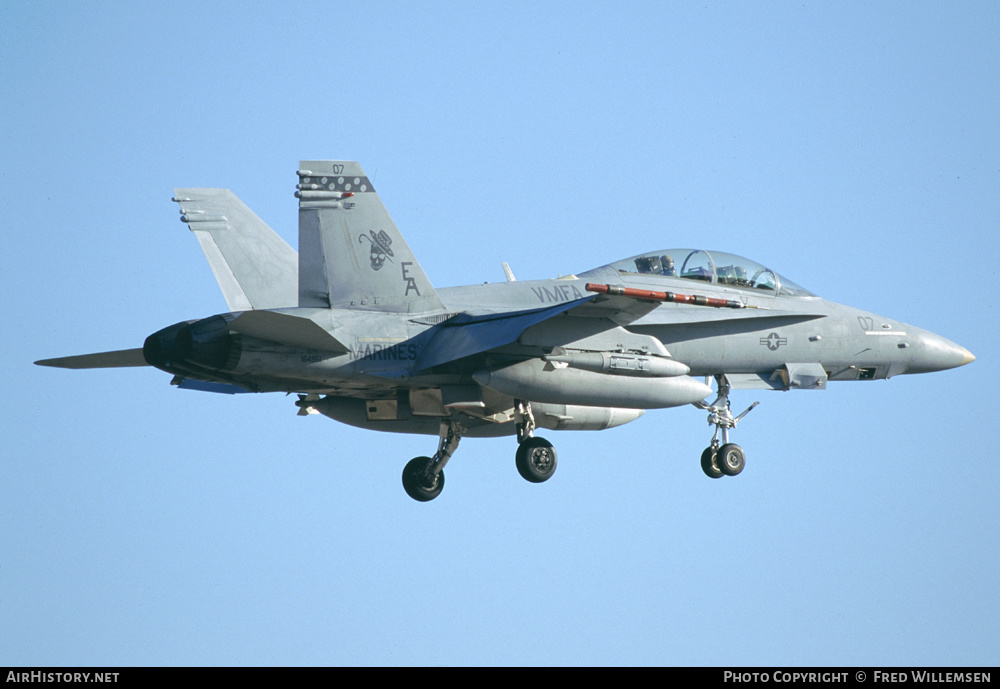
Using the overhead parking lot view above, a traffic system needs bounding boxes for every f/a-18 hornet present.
[37,161,975,501]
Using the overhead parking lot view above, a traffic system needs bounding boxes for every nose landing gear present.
[695,376,757,479]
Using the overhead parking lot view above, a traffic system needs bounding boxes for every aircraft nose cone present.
[907,331,975,374]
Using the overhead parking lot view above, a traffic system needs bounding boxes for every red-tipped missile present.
[585,283,745,309]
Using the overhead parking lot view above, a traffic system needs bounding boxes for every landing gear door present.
[779,363,828,390]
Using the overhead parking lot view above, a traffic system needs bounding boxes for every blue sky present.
[2,1,997,666]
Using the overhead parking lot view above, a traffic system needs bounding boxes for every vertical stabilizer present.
[174,188,298,311]
[296,161,444,313]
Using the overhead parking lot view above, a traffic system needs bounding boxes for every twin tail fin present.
[173,188,298,311]
[296,161,444,313]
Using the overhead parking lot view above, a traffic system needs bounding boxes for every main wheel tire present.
[717,443,745,476]
[402,456,444,502]
[515,437,557,483]
[700,446,724,479]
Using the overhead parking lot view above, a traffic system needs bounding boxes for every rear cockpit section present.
[597,249,814,297]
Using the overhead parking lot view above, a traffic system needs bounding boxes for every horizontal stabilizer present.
[227,311,349,353]
[174,188,298,311]
[35,348,148,369]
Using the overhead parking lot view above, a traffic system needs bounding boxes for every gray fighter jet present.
[36,161,975,501]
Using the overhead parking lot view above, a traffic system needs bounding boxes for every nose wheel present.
[700,445,724,479]
[716,443,746,476]
[695,376,756,479]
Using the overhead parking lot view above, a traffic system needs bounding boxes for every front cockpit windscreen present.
[607,249,814,297]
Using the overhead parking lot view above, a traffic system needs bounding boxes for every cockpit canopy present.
[604,249,814,297]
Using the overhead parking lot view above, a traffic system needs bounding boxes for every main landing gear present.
[514,400,557,484]
[402,420,464,502]
[401,401,558,502]
[695,375,758,480]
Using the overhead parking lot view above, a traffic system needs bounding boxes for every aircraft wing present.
[414,297,595,371]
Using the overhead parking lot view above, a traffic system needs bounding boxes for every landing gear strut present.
[515,400,557,483]
[695,375,757,479]
[402,402,560,502]
[402,420,465,502]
